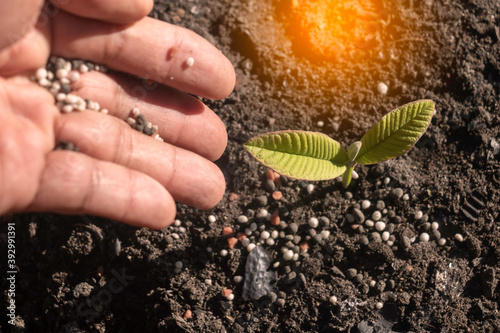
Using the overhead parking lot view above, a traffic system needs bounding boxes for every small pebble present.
[220,249,228,257]
[383,177,390,185]
[431,222,439,230]
[56,68,68,79]
[374,221,386,232]
[208,215,217,223]
[241,238,250,247]
[317,120,324,127]
[319,216,330,227]
[255,195,268,206]
[283,249,294,261]
[237,215,249,224]
[370,232,382,243]
[183,309,192,320]
[402,194,410,201]
[306,184,315,194]
[260,231,270,240]
[390,188,404,199]
[174,261,183,269]
[420,232,430,242]
[329,296,337,304]
[272,191,283,201]
[308,217,319,228]
[381,231,390,242]
[372,211,382,221]
[376,302,384,309]
[234,276,243,283]
[377,82,388,95]
[438,238,447,246]
[247,243,256,252]
[454,233,464,242]
[346,268,357,279]
[35,68,47,80]
[353,208,365,223]
[361,200,371,210]
[257,209,268,219]
[365,219,375,228]
[415,210,423,220]
[288,223,298,234]
[276,298,286,307]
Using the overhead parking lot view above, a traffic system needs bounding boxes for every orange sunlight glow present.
[286,0,386,60]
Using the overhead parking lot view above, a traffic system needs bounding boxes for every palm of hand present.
[0,2,235,228]
[0,79,56,214]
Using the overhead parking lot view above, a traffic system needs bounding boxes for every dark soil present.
[2,0,499,332]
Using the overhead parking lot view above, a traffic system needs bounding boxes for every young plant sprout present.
[244,100,435,187]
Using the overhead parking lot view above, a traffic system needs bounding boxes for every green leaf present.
[356,100,434,165]
[244,131,348,181]
[347,141,362,162]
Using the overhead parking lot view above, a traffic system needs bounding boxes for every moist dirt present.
[1,0,499,332]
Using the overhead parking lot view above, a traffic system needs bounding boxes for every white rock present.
[35,68,47,81]
[260,231,270,240]
[420,232,430,242]
[283,249,294,261]
[361,200,371,210]
[308,217,319,228]
[237,215,248,224]
[377,82,388,95]
[375,221,386,231]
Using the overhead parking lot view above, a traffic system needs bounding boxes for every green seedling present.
[244,100,435,187]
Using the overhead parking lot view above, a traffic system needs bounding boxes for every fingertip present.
[195,164,226,210]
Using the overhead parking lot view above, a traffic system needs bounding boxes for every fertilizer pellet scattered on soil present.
[329,296,337,304]
[361,200,371,209]
[308,217,319,228]
[372,211,382,221]
[377,82,388,95]
[420,233,430,242]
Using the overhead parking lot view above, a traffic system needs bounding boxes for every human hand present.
[0,0,235,229]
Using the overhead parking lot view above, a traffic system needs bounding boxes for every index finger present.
[51,12,235,99]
